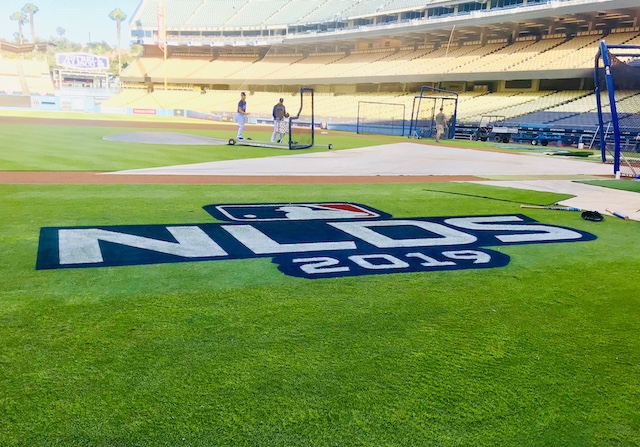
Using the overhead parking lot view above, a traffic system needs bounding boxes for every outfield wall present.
[0,94,60,111]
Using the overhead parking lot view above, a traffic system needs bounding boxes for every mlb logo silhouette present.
[204,202,389,222]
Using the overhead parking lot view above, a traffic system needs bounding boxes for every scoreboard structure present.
[52,53,112,89]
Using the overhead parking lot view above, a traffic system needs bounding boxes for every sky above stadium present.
[1,0,141,47]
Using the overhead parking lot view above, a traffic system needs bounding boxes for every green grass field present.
[1,116,639,446]
[581,179,640,193]
[0,117,393,171]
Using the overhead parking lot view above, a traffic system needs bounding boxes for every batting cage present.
[228,87,318,150]
[595,40,640,178]
[356,101,407,136]
[288,87,315,150]
[408,86,458,140]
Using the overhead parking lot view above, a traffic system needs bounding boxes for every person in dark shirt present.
[271,97,288,143]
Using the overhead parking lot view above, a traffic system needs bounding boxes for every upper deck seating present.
[189,55,259,80]
[262,53,346,80]
[509,34,600,71]
[228,54,304,80]
[265,0,322,25]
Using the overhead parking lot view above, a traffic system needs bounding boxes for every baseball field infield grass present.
[1,181,639,446]
[0,117,558,172]
[0,120,396,171]
[1,116,639,446]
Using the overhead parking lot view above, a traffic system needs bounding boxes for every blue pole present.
[600,40,622,175]
[594,41,607,162]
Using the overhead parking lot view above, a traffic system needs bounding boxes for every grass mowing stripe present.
[422,182,575,206]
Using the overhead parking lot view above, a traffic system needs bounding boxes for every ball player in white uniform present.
[236,92,248,140]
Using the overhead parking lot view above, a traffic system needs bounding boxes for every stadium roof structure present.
[0,41,48,54]
[129,0,640,51]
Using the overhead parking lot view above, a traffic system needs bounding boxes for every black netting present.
[356,102,407,136]
[289,88,314,150]
[410,95,457,139]
[598,54,640,89]
[608,53,640,90]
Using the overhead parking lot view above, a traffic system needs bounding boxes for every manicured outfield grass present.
[0,120,399,171]
[0,109,201,123]
[0,115,558,172]
[1,182,639,446]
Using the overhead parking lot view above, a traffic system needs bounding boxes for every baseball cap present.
[279,97,284,102]
[241,91,246,95]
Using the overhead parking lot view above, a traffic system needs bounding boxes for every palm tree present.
[10,11,27,45]
[108,8,127,76]
[21,3,39,43]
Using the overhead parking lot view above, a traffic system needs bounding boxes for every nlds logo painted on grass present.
[36,202,596,279]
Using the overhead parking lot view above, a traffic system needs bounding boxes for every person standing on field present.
[435,107,447,143]
[271,97,288,143]
[236,92,248,140]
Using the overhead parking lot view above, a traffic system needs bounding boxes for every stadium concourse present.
[111,139,640,222]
